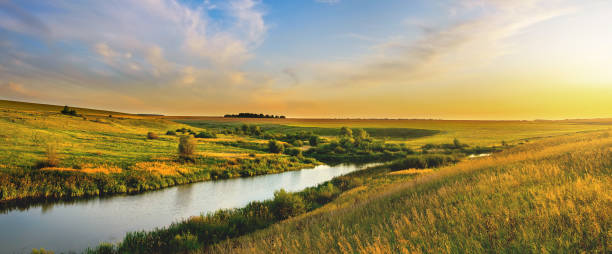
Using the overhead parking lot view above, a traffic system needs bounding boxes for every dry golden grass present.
[388,169,434,175]
[209,131,612,253]
[131,161,192,176]
[42,165,122,174]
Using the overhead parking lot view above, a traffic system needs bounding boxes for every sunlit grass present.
[209,131,612,253]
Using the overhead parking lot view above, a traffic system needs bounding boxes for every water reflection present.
[0,163,378,253]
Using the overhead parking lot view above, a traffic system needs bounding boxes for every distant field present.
[176,119,440,140]
[171,116,611,148]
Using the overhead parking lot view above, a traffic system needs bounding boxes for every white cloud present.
[0,0,267,86]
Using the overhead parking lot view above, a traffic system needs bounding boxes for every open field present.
[0,101,316,204]
[172,116,611,148]
[2,100,610,253]
[87,129,612,253]
[207,130,612,253]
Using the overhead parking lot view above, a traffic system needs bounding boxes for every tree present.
[178,135,196,161]
[61,105,77,116]
[309,135,320,146]
[241,124,249,133]
[249,125,262,136]
[268,140,285,154]
[353,128,369,141]
[453,138,462,148]
[339,127,352,138]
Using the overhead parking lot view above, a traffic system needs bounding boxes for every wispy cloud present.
[0,0,268,112]
[300,0,577,88]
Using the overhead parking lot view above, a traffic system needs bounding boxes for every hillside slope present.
[0,100,316,204]
[210,131,612,253]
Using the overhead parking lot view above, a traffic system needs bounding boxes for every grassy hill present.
[0,100,316,205]
[0,99,130,117]
[206,131,611,253]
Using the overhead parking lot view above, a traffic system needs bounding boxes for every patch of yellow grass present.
[131,161,191,176]
[42,165,122,174]
[389,169,434,175]
[200,152,250,158]
[199,152,271,159]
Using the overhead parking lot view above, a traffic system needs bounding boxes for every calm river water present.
[0,163,377,253]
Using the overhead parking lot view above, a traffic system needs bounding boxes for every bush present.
[195,131,216,138]
[339,127,352,137]
[389,154,459,171]
[309,135,320,146]
[61,105,77,116]
[178,135,196,161]
[268,140,285,154]
[292,140,303,147]
[36,144,60,168]
[271,189,305,219]
[147,132,159,140]
[170,232,201,252]
[31,248,54,254]
[86,243,116,254]
[166,130,176,136]
[286,148,302,157]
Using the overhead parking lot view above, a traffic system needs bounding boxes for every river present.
[0,163,377,253]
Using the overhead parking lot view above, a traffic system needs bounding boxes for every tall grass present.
[209,131,612,253]
[35,143,60,169]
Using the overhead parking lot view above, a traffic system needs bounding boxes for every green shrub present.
[31,248,54,254]
[268,140,285,154]
[286,148,302,157]
[271,189,305,219]
[195,131,216,138]
[389,154,459,171]
[178,135,196,161]
[170,232,201,252]
[309,135,320,146]
[85,243,116,254]
[60,105,77,116]
[339,127,352,137]
[166,130,176,136]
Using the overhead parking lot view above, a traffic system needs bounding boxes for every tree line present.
[224,113,286,119]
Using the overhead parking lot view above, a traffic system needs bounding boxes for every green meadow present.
[0,100,317,204]
[1,100,610,253]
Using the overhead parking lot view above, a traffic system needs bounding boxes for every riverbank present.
[0,101,323,207]
[0,155,318,209]
[2,163,374,253]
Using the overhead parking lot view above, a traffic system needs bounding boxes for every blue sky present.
[1,0,611,119]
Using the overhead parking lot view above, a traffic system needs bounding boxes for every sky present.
[0,0,611,119]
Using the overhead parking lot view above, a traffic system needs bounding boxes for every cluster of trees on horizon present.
[224,113,286,119]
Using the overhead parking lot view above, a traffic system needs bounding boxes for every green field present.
[0,101,317,204]
[2,100,610,253]
[173,116,611,148]
[177,119,441,140]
